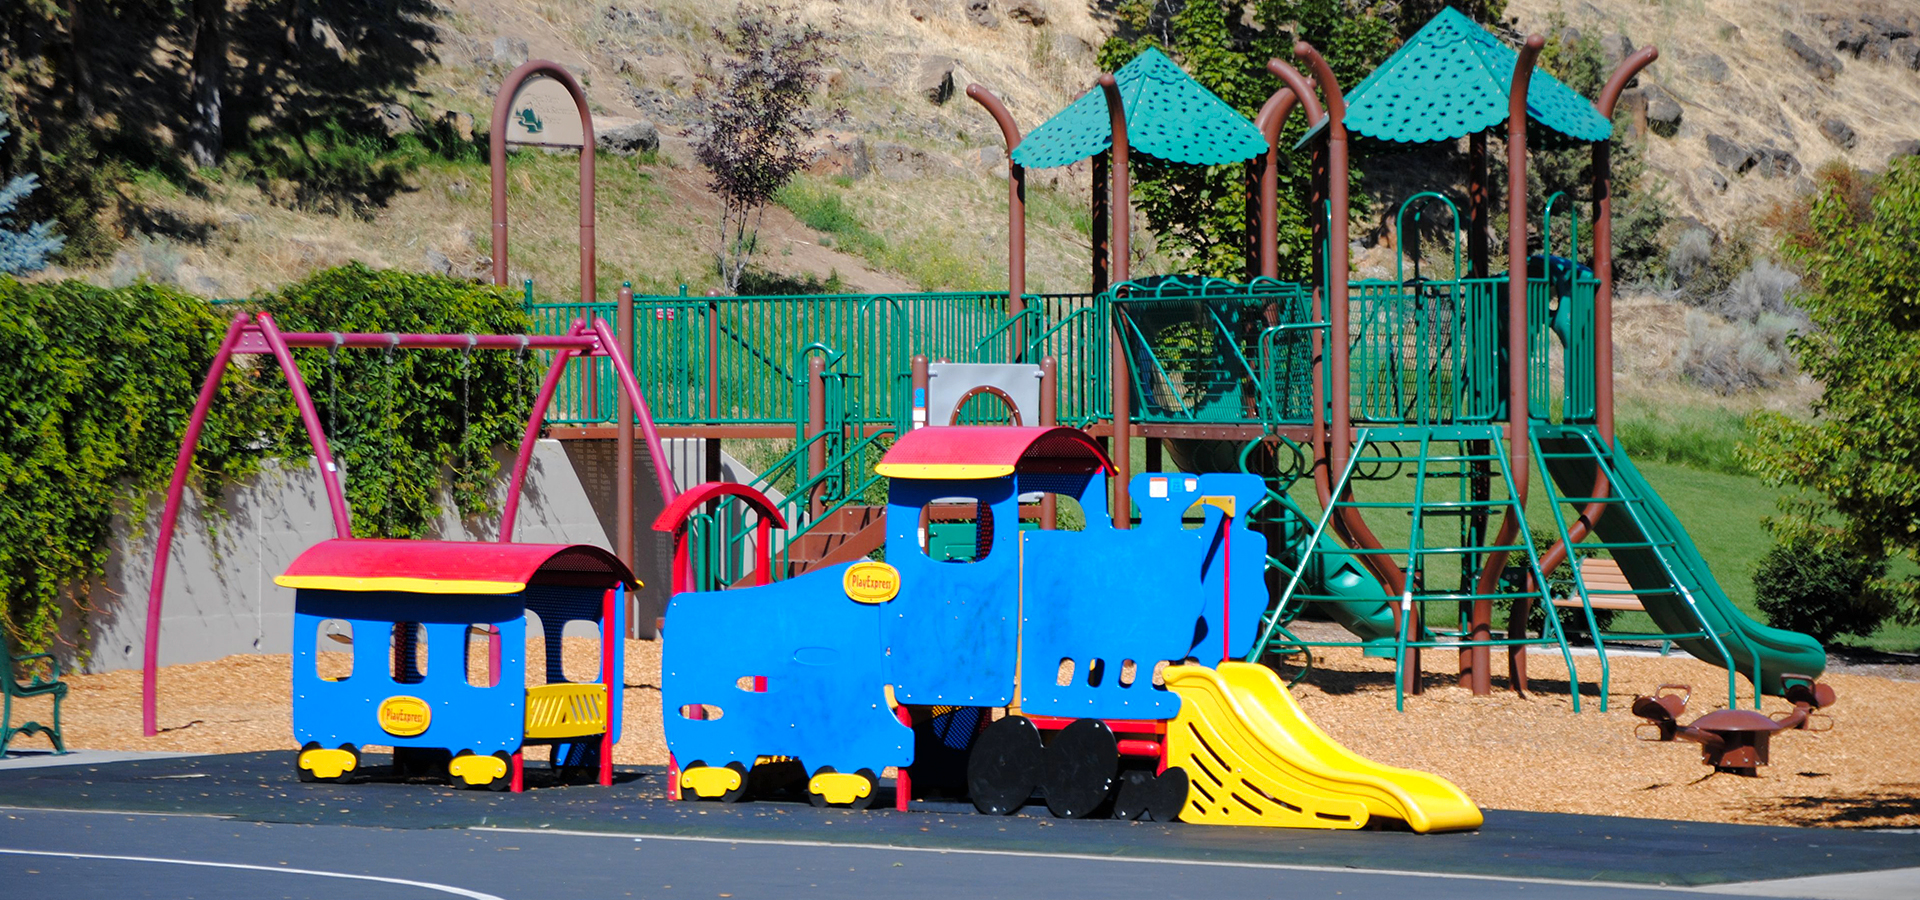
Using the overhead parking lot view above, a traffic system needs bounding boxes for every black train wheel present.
[1042,718,1118,819]
[806,766,879,810]
[967,715,1044,815]
[1113,766,1189,822]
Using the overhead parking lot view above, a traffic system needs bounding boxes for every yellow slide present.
[1163,662,1482,833]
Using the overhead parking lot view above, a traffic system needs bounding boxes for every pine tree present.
[0,113,64,275]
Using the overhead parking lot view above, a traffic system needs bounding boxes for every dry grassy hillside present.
[1511,0,1920,235]
[43,0,1916,391]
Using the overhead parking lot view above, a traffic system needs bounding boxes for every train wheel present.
[1042,719,1118,819]
[1114,766,1189,822]
[448,750,510,790]
[679,760,750,802]
[806,766,878,810]
[297,742,359,783]
[967,715,1043,815]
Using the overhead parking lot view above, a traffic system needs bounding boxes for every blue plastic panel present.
[291,589,526,755]
[881,477,1021,707]
[662,563,913,774]
[1017,472,1269,719]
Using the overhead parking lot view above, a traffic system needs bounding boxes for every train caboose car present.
[278,539,636,791]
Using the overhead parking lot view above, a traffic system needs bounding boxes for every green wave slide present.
[1534,425,1825,696]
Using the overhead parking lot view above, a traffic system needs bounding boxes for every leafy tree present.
[693,3,840,294]
[1743,159,1920,623]
[1099,0,1395,279]
[0,112,63,274]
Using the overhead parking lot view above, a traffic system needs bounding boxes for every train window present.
[389,622,426,684]
[315,619,352,682]
[464,625,498,688]
[1119,659,1137,688]
[677,704,723,720]
[1085,658,1106,688]
[734,675,768,693]
[560,620,601,684]
[1055,658,1075,686]
[1151,660,1170,687]
[919,497,994,563]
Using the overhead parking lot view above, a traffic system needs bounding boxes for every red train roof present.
[875,426,1114,480]
[274,539,638,594]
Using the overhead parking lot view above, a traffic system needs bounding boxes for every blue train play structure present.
[662,426,1482,829]
[277,540,636,791]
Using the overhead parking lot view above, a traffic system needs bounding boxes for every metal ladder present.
[1529,425,1743,710]
[1251,426,1582,711]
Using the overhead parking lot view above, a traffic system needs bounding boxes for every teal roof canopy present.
[1011,47,1270,170]
[1302,8,1612,148]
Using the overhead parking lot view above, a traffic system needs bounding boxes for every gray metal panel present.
[925,363,1043,427]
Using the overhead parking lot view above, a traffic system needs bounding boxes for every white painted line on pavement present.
[0,848,506,900]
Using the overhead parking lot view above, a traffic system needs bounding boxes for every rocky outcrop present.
[1641,84,1681,138]
[1782,31,1842,81]
[1819,118,1858,151]
[1006,0,1049,26]
[595,117,660,156]
[915,55,959,105]
[966,0,999,28]
[1706,134,1756,174]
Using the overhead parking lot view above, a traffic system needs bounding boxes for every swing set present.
[140,310,677,736]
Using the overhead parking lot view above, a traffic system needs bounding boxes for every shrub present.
[0,265,538,655]
[0,277,274,652]
[0,112,63,274]
[1679,309,1798,394]
[1753,534,1890,643]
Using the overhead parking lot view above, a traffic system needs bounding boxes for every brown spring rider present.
[1631,677,1836,777]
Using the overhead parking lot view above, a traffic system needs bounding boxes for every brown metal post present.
[1261,59,1324,281]
[617,286,635,576]
[1592,47,1657,444]
[1040,355,1058,530]
[1469,34,1545,698]
[807,355,827,516]
[1092,153,1110,294]
[707,291,721,421]
[1468,133,1490,278]
[967,85,1028,360]
[1100,73,1133,530]
[1516,46,1659,690]
[1298,41,1419,692]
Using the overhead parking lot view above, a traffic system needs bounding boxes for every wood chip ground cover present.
[9,637,1916,829]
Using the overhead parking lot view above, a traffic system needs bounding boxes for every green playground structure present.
[505,10,1822,711]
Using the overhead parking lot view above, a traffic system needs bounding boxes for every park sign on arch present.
[505,74,586,149]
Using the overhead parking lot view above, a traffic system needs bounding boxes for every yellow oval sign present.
[843,561,901,604]
[377,695,432,737]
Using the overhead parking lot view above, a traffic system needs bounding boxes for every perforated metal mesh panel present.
[1304,7,1612,148]
[1011,47,1269,170]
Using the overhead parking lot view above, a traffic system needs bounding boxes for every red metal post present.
[1040,356,1057,530]
[142,315,249,736]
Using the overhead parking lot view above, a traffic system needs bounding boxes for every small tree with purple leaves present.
[693,3,839,294]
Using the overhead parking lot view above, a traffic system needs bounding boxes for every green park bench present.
[2,640,67,755]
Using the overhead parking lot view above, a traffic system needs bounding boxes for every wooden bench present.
[2,640,67,754]
[1551,558,1646,612]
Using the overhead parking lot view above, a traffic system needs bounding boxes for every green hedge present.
[0,264,536,654]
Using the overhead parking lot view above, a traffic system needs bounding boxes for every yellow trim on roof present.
[873,462,1016,480]
[273,574,526,594]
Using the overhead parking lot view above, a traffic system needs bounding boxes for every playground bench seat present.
[2,640,67,755]
[1551,558,1645,612]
